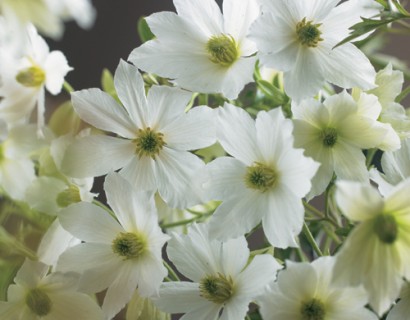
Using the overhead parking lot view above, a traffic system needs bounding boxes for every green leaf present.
[137,16,155,43]
[334,12,408,48]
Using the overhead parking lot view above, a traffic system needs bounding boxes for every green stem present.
[303,201,324,218]
[366,148,377,169]
[63,81,74,94]
[396,85,410,102]
[92,200,116,218]
[302,222,323,257]
[161,213,211,229]
[198,94,209,106]
[164,261,179,281]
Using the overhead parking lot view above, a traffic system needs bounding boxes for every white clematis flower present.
[57,172,169,320]
[129,0,259,99]
[0,259,104,320]
[332,180,410,316]
[62,60,215,209]
[259,257,377,320]
[0,26,72,129]
[292,90,394,199]
[0,121,46,200]
[249,0,380,101]
[154,223,281,320]
[205,104,319,248]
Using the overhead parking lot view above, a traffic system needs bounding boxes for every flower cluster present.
[1,0,410,319]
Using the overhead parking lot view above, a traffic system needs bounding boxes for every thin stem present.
[161,213,211,229]
[303,201,324,218]
[396,85,410,102]
[164,261,180,281]
[63,81,74,94]
[302,222,323,257]
[366,148,377,169]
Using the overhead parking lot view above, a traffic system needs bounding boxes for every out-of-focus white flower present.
[292,91,396,199]
[371,137,410,196]
[154,223,281,320]
[0,120,46,200]
[57,172,169,320]
[249,0,380,101]
[259,257,377,320]
[0,26,72,129]
[0,0,96,40]
[62,60,215,209]
[129,0,259,99]
[333,180,410,316]
[204,104,319,248]
[0,259,104,320]
[386,282,410,320]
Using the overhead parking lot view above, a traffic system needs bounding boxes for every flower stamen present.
[16,66,46,88]
[245,162,278,192]
[321,127,338,148]
[134,127,165,159]
[300,298,326,320]
[296,18,323,48]
[206,34,239,67]
[25,288,52,316]
[112,232,147,260]
[199,273,234,304]
[374,214,398,244]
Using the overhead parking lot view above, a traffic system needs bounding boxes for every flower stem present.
[163,261,179,281]
[63,81,74,94]
[302,222,323,257]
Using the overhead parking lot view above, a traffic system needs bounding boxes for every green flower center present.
[16,66,46,88]
[321,127,338,148]
[374,214,398,244]
[112,232,147,260]
[300,298,326,320]
[245,162,278,192]
[56,185,82,208]
[296,18,323,47]
[206,34,239,67]
[199,273,234,304]
[134,127,165,159]
[25,288,52,316]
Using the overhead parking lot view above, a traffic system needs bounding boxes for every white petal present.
[219,237,250,277]
[283,47,325,102]
[335,180,383,221]
[236,254,281,298]
[104,172,157,232]
[71,89,137,139]
[223,0,259,42]
[114,60,148,128]
[49,291,104,320]
[318,42,376,91]
[14,260,48,287]
[262,186,304,248]
[44,51,72,95]
[0,158,35,200]
[58,202,123,243]
[155,148,205,208]
[332,141,369,182]
[217,103,259,165]
[209,191,266,241]
[61,135,134,178]
[145,85,192,129]
[162,106,216,151]
[102,262,139,320]
[119,156,157,191]
[203,157,248,201]
[173,0,223,36]
[154,282,204,313]
[219,298,249,320]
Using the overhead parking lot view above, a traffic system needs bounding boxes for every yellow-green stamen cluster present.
[112,232,147,260]
[56,185,82,208]
[134,127,165,159]
[321,127,338,148]
[300,298,326,320]
[206,34,239,67]
[16,66,46,88]
[373,214,398,244]
[25,288,52,316]
[199,273,234,304]
[296,18,323,48]
[245,162,278,192]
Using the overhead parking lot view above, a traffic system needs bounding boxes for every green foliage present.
[137,17,155,43]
